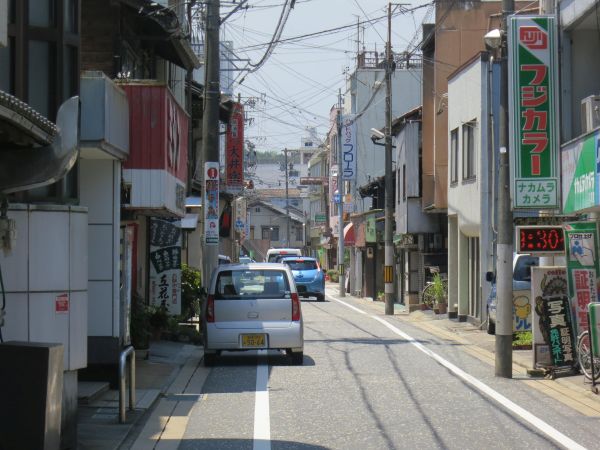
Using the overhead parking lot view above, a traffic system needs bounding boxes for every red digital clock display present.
[517,226,565,254]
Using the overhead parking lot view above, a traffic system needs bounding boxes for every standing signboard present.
[225,102,244,193]
[341,115,357,180]
[531,267,569,367]
[149,218,181,315]
[564,221,600,336]
[508,15,560,209]
[204,162,220,245]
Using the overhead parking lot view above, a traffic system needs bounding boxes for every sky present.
[219,0,434,152]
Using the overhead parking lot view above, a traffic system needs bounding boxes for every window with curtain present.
[462,120,477,180]
[450,128,459,184]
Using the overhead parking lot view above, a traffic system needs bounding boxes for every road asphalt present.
[77,283,600,449]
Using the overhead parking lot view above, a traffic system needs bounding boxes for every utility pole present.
[201,0,221,285]
[383,2,396,315]
[337,88,345,297]
[284,148,290,247]
[495,0,515,378]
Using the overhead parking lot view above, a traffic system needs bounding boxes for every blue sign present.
[334,193,341,204]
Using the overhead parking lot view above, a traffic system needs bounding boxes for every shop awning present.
[344,222,355,246]
[180,213,199,230]
[185,196,202,208]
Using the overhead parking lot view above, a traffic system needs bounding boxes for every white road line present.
[253,349,271,450]
[328,294,588,450]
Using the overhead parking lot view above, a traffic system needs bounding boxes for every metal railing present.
[119,345,136,423]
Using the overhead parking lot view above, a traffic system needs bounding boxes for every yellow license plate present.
[241,334,266,348]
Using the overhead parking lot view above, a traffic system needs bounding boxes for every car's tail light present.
[206,295,215,323]
[291,293,301,321]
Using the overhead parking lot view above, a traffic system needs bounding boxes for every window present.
[0,38,14,93]
[295,226,302,242]
[283,260,318,271]
[396,167,401,205]
[262,226,279,241]
[402,164,406,201]
[28,40,54,117]
[462,121,476,180]
[215,269,290,299]
[29,0,56,27]
[450,128,459,183]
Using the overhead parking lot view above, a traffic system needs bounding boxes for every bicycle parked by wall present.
[421,266,448,310]
[577,328,600,382]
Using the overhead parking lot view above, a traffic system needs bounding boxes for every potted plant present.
[180,264,203,322]
[148,303,170,340]
[130,294,151,351]
[430,273,448,314]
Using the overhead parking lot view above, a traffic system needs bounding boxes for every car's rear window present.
[268,251,299,262]
[215,270,291,299]
[284,260,318,271]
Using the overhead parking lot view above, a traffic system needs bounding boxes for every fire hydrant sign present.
[204,162,220,245]
[564,221,600,337]
[508,15,559,209]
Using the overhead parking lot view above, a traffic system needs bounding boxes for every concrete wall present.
[345,68,422,214]
[448,57,484,232]
[447,54,493,322]
[1,205,88,371]
[80,159,121,339]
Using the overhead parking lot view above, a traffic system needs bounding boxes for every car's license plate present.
[241,334,266,348]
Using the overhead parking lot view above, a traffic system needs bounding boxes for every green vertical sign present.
[564,221,600,337]
[366,216,376,243]
[509,16,559,209]
[562,131,599,213]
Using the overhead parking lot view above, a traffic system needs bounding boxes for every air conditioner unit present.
[581,95,600,134]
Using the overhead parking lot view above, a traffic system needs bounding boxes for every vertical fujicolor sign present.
[204,162,220,245]
[341,116,357,180]
[226,103,244,192]
[509,16,559,209]
[564,221,600,337]
[149,218,181,315]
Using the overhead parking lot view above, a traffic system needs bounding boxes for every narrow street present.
[169,286,599,449]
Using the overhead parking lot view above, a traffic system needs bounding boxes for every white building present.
[447,52,494,322]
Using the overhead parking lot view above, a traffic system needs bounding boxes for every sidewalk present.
[77,341,200,450]
[345,290,600,417]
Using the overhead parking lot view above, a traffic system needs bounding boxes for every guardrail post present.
[119,346,135,423]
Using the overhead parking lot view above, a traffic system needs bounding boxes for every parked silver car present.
[202,263,304,366]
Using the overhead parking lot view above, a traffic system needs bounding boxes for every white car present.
[265,247,302,262]
[202,263,304,366]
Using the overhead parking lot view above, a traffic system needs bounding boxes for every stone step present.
[78,381,110,405]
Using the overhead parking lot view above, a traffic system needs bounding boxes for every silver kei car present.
[202,263,304,366]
